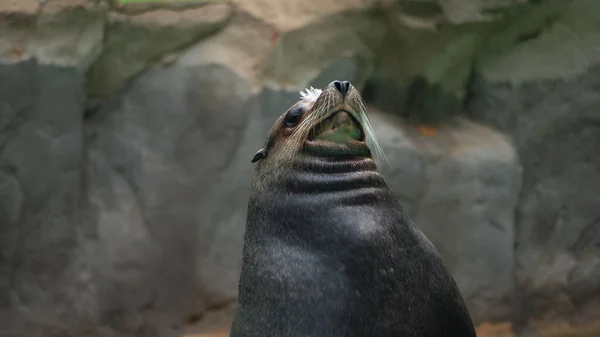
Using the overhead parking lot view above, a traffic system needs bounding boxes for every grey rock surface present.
[467,64,600,321]
[0,59,85,335]
[86,3,233,100]
[85,63,255,335]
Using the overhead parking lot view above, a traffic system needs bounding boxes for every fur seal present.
[230,80,477,337]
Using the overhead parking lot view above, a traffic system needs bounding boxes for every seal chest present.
[230,81,477,337]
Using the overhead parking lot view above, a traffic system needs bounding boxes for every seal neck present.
[273,146,391,204]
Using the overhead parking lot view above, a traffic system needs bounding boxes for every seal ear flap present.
[252,131,276,163]
[251,147,267,163]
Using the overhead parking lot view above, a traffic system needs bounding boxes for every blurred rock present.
[86,3,233,100]
[177,0,384,90]
[84,63,256,336]
[364,0,563,124]
[0,0,39,15]
[0,59,86,336]
[0,3,105,69]
[467,0,600,323]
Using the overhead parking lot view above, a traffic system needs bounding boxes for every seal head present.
[231,80,477,337]
[250,80,383,165]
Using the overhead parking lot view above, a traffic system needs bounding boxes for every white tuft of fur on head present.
[299,87,323,103]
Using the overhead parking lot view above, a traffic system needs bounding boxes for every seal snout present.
[330,111,355,132]
[329,80,352,97]
[308,110,364,144]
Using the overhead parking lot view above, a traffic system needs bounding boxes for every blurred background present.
[0,0,598,336]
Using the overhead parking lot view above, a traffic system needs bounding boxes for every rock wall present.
[0,0,598,336]
[467,1,600,323]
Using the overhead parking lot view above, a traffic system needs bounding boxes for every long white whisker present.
[356,98,389,167]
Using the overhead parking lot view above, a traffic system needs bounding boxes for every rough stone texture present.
[364,0,563,124]
[84,62,259,335]
[468,63,600,322]
[479,0,600,85]
[86,3,233,100]
[177,0,385,90]
[0,0,599,335]
[0,60,85,335]
[466,0,600,324]
[236,0,379,31]
[0,5,105,69]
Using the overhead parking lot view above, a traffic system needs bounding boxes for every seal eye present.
[284,106,305,128]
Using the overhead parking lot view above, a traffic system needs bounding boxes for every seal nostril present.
[329,80,352,97]
[343,81,351,95]
[333,81,344,93]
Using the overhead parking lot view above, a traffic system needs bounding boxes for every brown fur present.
[251,84,377,191]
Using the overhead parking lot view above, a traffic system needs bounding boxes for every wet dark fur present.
[230,84,477,337]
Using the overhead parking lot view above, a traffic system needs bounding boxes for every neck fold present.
[272,152,391,207]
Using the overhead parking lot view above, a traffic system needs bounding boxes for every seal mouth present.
[307,110,365,144]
